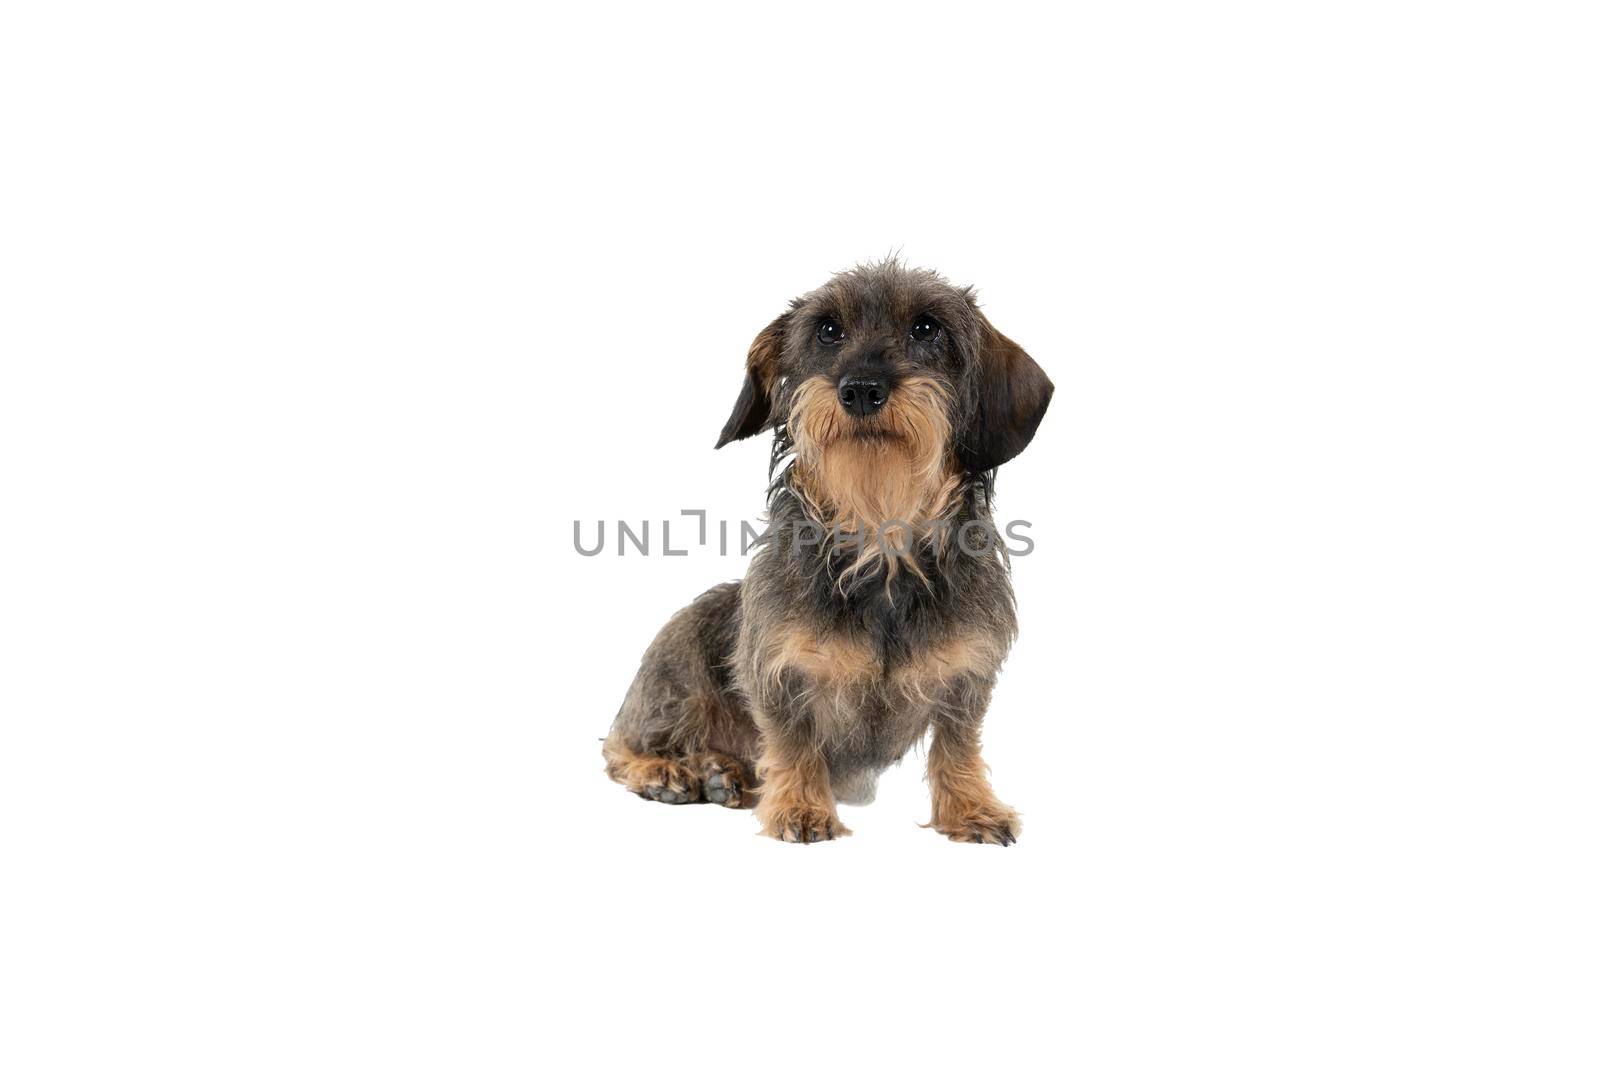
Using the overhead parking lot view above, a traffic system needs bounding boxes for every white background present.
[2,2,1596,1064]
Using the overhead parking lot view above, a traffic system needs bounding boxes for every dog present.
[602,260,1052,844]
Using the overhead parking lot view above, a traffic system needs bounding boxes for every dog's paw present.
[760,805,852,844]
[700,760,748,809]
[932,804,1021,846]
[633,761,701,805]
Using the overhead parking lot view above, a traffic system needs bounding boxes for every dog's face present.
[716,261,1053,481]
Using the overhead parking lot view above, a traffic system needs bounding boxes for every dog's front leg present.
[926,698,1021,846]
[753,727,851,844]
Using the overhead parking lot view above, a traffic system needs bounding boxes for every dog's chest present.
[793,628,1005,766]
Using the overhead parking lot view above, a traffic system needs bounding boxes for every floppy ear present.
[715,312,790,448]
[956,312,1054,472]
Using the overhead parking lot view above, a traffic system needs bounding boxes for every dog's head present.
[715,261,1052,531]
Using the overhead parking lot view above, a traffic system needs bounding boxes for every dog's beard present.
[788,376,961,582]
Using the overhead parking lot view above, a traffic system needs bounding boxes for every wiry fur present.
[603,260,1053,844]
[789,374,962,585]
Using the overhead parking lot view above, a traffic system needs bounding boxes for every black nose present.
[837,376,890,418]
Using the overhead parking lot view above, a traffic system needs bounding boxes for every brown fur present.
[753,623,879,692]
[603,734,753,809]
[890,632,1009,707]
[754,740,851,842]
[924,719,1021,845]
[789,375,962,583]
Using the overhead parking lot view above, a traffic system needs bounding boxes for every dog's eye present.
[817,318,844,345]
[911,315,941,342]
